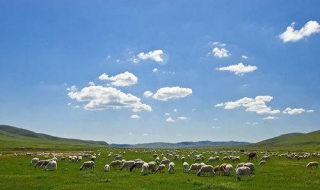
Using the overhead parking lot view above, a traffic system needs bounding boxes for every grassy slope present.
[250,130,320,149]
[0,125,108,150]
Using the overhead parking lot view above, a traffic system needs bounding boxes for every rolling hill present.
[250,130,320,148]
[0,125,109,150]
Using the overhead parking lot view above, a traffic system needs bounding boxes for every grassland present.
[0,148,319,190]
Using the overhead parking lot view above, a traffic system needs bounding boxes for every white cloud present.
[68,85,152,112]
[214,103,224,107]
[137,50,164,62]
[279,21,320,43]
[143,133,149,136]
[152,86,192,101]
[216,63,257,75]
[173,109,178,112]
[212,47,230,58]
[262,116,278,120]
[98,71,138,87]
[66,85,78,92]
[165,113,170,116]
[88,81,95,86]
[282,107,312,115]
[178,116,189,120]
[242,55,248,59]
[166,117,175,122]
[153,68,158,72]
[216,95,280,115]
[143,91,153,98]
[131,115,140,119]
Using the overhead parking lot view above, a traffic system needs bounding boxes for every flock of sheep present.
[27,149,319,181]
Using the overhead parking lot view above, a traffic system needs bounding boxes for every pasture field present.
[0,148,319,190]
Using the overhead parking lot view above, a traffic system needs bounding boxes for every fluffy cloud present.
[152,86,192,101]
[242,55,248,59]
[178,116,189,120]
[282,108,314,115]
[279,21,320,43]
[215,95,280,115]
[166,117,175,122]
[98,71,138,87]
[137,50,164,62]
[212,47,230,58]
[67,85,152,112]
[131,115,140,119]
[153,68,158,72]
[143,91,153,98]
[216,63,257,75]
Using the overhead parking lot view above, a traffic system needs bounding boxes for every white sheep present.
[258,160,266,166]
[160,158,170,165]
[30,158,39,165]
[45,160,57,171]
[104,164,110,172]
[188,163,200,173]
[148,161,157,173]
[141,163,149,175]
[109,160,122,168]
[183,162,189,173]
[80,161,95,171]
[120,160,135,171]
[223,164,233,176]
[168,162,175,174]
[306,161,318,168]
[129,160,145,172]
[244,162,255,174]
[236,166,251,181]
[155,164,165,173]
[196,165,215,176]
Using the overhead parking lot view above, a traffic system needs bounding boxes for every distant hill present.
[251,130,320,148]
[0,125,109,150]
[111,140,251,148]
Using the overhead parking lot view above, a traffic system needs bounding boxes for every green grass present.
[0,148,319,190]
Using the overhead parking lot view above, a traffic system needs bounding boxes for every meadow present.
[0,148,319,190]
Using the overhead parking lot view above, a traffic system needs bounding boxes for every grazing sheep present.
[188,163,200,173]
[109,160,122,168]
[168,162,175,174]
[120,160,135,171]
[236,166,251,181]
[141,163,149,175]
[45,160,57,171]
[160,158,170,165]
[148,161,157,173]
[183,162,189,173]
[258,160,266,166]
[30,158,39,166]
[223,164,233,176]
[231,156,240,163]
[91,155,96,161]
[155,164,165,173]
[80,161,95,171]
[244,162,255,174]
[213,165,222,175]
[196,165,215,177]
[306,161,318,168]
[129,161,145,172]
[155,157,160,164]
[104,164,110,172]
[35,160,50,168]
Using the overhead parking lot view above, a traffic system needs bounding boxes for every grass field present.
[0,148,319,190]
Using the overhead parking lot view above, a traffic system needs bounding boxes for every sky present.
[1,0,320,144]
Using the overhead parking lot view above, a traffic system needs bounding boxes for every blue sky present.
[1,1,319,144]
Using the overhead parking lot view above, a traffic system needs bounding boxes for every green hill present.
[0,125,109,150]
[250,130,320,149]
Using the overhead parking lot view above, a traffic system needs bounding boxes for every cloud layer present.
[152,86,193,101]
